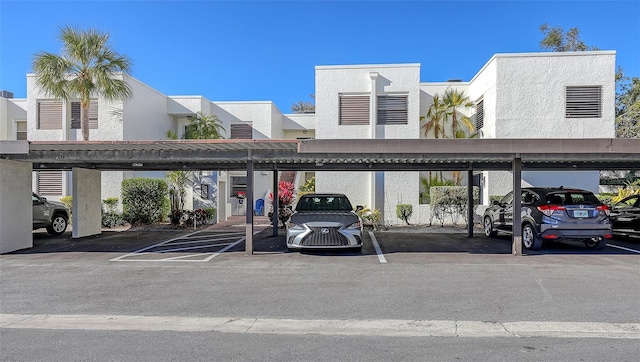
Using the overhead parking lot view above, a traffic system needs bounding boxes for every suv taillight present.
[596,205,610,216]
[537,204,565,217]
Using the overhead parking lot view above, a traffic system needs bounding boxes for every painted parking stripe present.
[607,243,640,254]
[109,230,204,261]
[368,231,387,264]
[111,229,261,262]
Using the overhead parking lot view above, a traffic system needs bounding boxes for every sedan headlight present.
[287,221,305,230]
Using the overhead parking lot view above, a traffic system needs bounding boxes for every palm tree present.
[32,25,132,141]
[421,95,449,139]
[184,112,226,140]
[442,88,475,137]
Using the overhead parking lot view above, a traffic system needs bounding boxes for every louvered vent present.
[37,101,62,130]
[377,95,408,125]
[566,86,602,118]
[230,123,253,139]
[71,101,98,129]
[339,95,370,125]
[37,171,63,195]
[475,99,484,129]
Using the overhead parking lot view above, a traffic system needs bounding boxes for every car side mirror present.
[492,200,501,206]
[356,205,364,212]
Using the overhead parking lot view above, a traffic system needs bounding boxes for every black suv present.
[483,187,612,250]
[33,192,70,235]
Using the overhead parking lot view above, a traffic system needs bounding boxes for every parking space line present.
[203,238,245,261]
[111,228,264,262]
[109,230,204,262]
[608,243,640,254]
[368,231,387,263]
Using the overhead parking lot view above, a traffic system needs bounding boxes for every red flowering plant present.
[236,191,246,199]
[268,181,295,227]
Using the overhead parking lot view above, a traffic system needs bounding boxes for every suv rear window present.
[296,196,353,211]
[545,192,601,205]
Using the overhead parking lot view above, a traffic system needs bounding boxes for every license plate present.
[574,210,589,218]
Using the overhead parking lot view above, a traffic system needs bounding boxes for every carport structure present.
[1,138,639,255]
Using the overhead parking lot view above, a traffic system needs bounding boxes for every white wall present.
[491,51,616,138]
[315,64,421,139]
[0,98,27,140]
[122,75,174,140]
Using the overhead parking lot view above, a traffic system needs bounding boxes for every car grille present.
[300,227,349,246]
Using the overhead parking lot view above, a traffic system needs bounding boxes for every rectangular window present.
[16,121,27,140]
[231,176,247,197]
[377,95,408,125]
[37,101,62,130]
[565,86,602,118]
[37,171,63,195]
[230,123,252,139]
[71,101,98,129]
[339,95,370,125]
[475,99,484,130]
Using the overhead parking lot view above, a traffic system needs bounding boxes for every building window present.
[377,95,408,125]
[565,86,602,118]
[339,95,370,125]
[37,101,63,130]
[16,121,27,140]
[230,123,253,139]
[71,101,98,129]
[231,176,247,197]
[37,171,63,195]
[475,99,484,130]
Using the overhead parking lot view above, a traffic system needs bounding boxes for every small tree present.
[396,204,413,225]
[268,181,295,227]
[291,94,315,113]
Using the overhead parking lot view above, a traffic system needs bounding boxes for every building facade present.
[0,51,616,225]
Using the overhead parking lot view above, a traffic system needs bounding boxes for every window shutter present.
[37,101,62,130]
[377,95,408,125]
[230,123,252,139]
[566,86,602,118]
[339,95,370,125]
[72,101,98,129]
[37,171,63,195]
[89,101,98,129]
[475,99,484,129]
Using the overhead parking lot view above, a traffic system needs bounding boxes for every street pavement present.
[1,218,639,361]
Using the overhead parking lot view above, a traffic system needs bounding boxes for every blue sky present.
[1,0,639,113]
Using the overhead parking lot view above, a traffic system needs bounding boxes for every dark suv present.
[483,187,612,250]
[33,192,70,235]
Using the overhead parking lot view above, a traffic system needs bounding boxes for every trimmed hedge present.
[122,178,169,225]
[429,186,480,226]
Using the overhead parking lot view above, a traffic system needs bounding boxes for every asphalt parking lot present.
[20,218,640,261]
[3,220,640,361]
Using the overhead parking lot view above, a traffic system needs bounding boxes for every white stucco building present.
[0,51,616,225]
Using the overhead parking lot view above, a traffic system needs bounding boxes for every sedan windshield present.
[296,196,353,211]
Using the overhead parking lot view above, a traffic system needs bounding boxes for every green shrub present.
[396,204,413,225]
[430,186,480,226]
[121,178,169,225]
[101,197,126,228]
[60,196,73,211]
[357,206,382,231]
